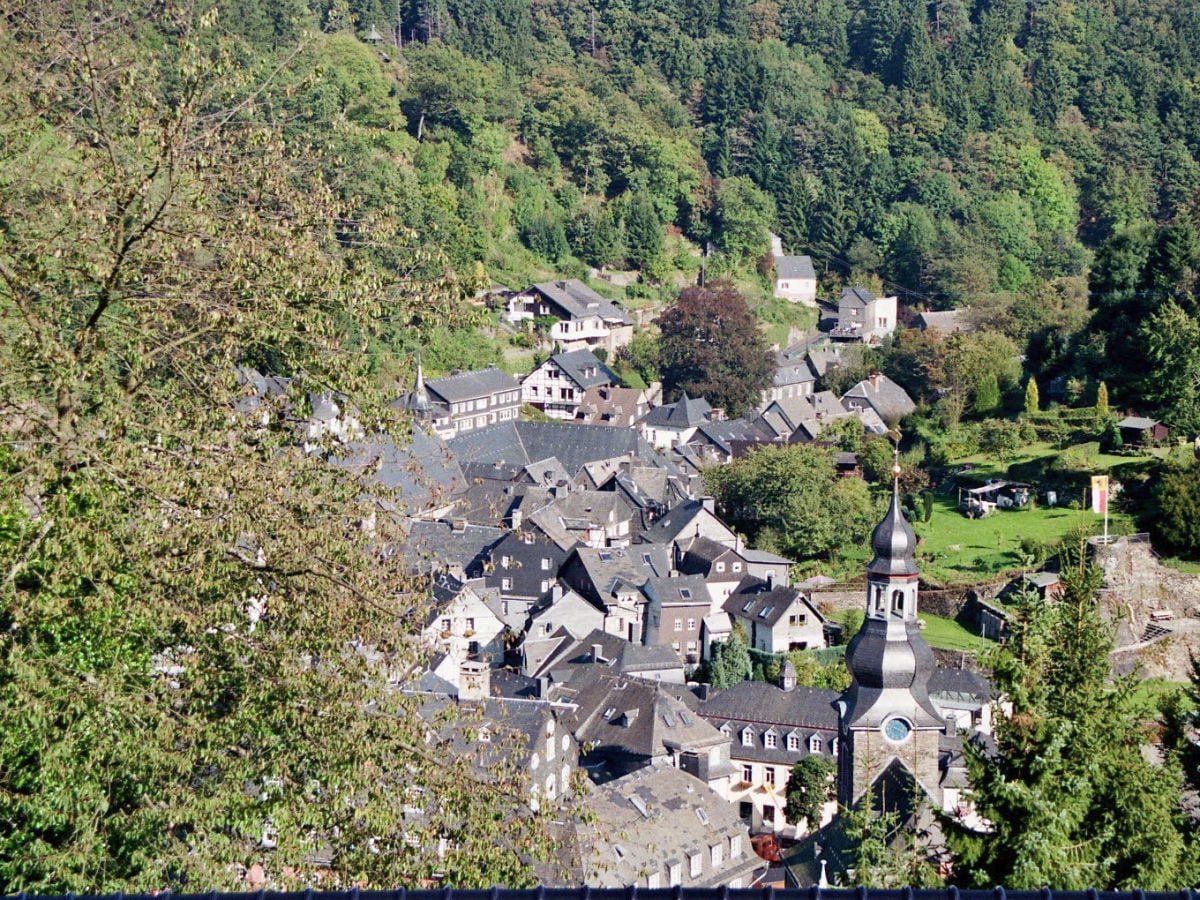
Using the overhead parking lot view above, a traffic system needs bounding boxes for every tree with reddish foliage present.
[656,280,773,416]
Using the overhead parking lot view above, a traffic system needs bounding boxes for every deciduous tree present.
[656,281,773,415]
[0,3,546,891]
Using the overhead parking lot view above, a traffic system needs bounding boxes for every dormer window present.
[809,734,823,754]
[787,733,801,752]
[741,727,754,747]
[764,732,778,749]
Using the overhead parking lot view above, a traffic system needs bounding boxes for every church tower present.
[836,460,945,809]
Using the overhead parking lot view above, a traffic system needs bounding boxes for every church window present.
[891,589,905,615]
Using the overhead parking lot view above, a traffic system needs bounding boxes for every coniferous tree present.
[946,552,1199,889]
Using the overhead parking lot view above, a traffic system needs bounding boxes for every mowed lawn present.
[916,494,1132,585]
[840,494,1134,587]
[829,609,995,652]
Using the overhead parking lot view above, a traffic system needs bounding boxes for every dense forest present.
[198,0,1200,429]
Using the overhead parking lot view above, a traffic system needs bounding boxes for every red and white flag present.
[1091,475,1108,514]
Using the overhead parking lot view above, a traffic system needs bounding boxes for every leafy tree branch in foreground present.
[0,2,548,891]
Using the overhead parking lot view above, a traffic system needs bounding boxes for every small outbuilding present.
[1117,416,1168,447]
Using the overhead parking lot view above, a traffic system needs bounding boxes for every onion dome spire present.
[866,441,918,577]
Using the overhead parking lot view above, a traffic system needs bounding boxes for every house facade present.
[774,255,817,306]
[723,578,827,653]
[699,672,840,836]
[521,349,619,420]
[830,287,898,344]
[505,280,635,355]
[399,365,522,439]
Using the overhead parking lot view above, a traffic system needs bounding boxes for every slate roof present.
[449,481,554,526]
[326,425,467,512]
[547,348,620,390]
[409,689,564,767]
[776,255,815,280]
[642,500,729,546]
[678,535,744,575]
[643,574,714,610]
[575,766,762,888]
[805,347,844,377]
[564,545,671,603]
[839,286,876,308]
[233,366,292,415]
[915,308,978,333]
[699,681,840,766]
[841,375,917,424]
[691,418,771,456]
[549,629,684,678]
[723,577,823,629]
[448,421,662,480]
[480,530,570,600]
[425,365,520,404]
[530,280,634,325]
[395,519,505,576]
[640,393,713,428]
[553,668,727,763]
[738,547,793,566]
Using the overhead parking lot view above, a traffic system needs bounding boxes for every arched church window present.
[891,589,905,615]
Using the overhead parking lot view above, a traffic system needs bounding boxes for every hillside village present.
[228,259,1200,889]
[7,0,1200,893]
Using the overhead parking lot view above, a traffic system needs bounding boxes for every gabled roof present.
[915,308,979,333]
[639,393,713,429]
[699,680,840,732]
[723,576,822,628]
[643,573,713,609]
[529,280,634,325]
[776,254,815,280]
[690,418,771,456]
[553,666,726,760]
[576,765,762,887]
[543,348,619,390]
[842,374,917,423]
[641,500,730,546]
[678,535,743,574]
[395,519,505,575]
[326,424,466,512]
[566,545,670,600]
[805,347,844,377]
[839,286,876,308]
[448,421,662,480]
[425,365,520,404]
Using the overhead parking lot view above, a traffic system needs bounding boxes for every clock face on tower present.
[882,716,913,743]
